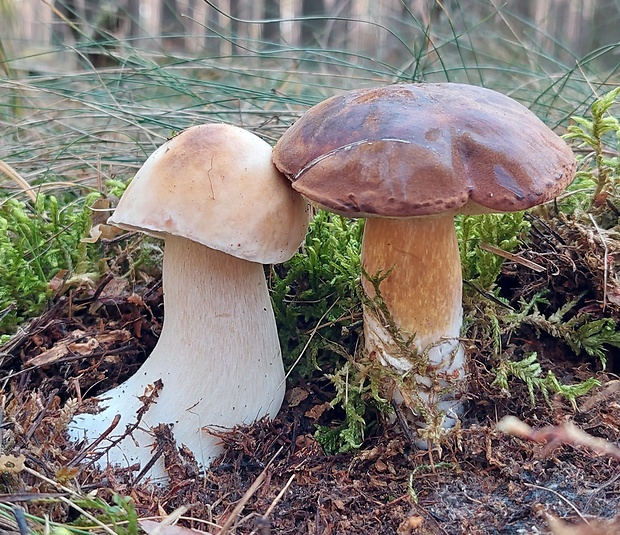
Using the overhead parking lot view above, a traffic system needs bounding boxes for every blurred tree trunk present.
[125,0,140,40]
[160,0,186,52]
[327,0,351,50]
[229,0,242,53]
[590,0,619,68]
[301,0,325,46]
[83,0,103,25]
[186,0,197,21]
[511,0,535,20]
[51,0,81,44]
[204,3,221,56]
[262,0,280,47]
[545,0,578,63]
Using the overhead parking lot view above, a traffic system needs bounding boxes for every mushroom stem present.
[70,235,285,480]
[360,214,465,432]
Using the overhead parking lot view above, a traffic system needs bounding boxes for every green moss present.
[272,210,363,376]
[457,211,530,291]
[0,192,104,335]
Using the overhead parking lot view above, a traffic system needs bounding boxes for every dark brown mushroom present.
[273,83,576,443]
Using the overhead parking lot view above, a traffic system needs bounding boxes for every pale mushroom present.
[273,83,576,443]
[69,124,309,481]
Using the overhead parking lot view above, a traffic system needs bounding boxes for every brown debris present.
[25,329,131,368]
[546,513,620,535]
[0,211,619,534]
[497,416,620,460]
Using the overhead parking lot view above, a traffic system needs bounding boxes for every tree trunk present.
[160,0,186,52]
[590,0,620,69]
[51,0,81,45]
[229,0,242,54]
[300,0,325,47]
[125,0,140,40]
[511,0,535,20]
[204,3,221,56]
[262,0,280,47]
[326,0,351,50]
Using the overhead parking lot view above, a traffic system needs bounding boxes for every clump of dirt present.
[0,217,619,534]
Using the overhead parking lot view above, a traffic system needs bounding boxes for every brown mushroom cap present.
[109,124,309,264]
[273,83,576,217]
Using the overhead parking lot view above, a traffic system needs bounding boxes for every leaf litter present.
[0,216,618,535]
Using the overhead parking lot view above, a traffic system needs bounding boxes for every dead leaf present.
[304,401,331,421]
[374,459,388,472]
[49,270,69,291]
[90,197,112,225]
[98,277,129,300]
[397,516,424,534]
[332,498,345,511]
[81,223,124,243]
[0,454,25,473]
[285,386,309,407]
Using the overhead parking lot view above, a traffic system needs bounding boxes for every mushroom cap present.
[273,83,576,217]
[109,124,309,264]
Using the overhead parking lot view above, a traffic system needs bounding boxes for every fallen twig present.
[497,415,620,460]
[217,446,284,534]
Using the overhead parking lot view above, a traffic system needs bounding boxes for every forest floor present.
[1,215,619,535]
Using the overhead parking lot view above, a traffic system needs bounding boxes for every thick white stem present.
[69,235,285,481]
[361,215,465,435]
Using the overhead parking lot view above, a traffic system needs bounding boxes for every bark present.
[300,0,326,47]
[160,0,186,52]
[262,0,280,47]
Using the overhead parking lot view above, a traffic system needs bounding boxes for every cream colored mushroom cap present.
[109,124,309,264]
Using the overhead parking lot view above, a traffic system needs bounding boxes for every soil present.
[0,215,619,535]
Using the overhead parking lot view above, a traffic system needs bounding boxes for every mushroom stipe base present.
[361,285,466,446]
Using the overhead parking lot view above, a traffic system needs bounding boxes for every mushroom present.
[272,83,576,442]
[69,124,309,481]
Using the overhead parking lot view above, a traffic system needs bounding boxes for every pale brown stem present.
[361,215,465,433]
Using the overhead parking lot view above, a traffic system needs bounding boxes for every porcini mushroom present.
[69,124,309,481]
[272,83,576,442]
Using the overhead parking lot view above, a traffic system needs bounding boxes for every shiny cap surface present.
[273,83,576,217]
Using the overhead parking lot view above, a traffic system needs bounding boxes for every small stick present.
[251,475,296,535]
[68,414,121,467]
[523,483,589,524]
[262,473,295,518]
[479,242,545,272]
[497,416,620,461]
[217,447,284,534]
[587,214,608,311]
